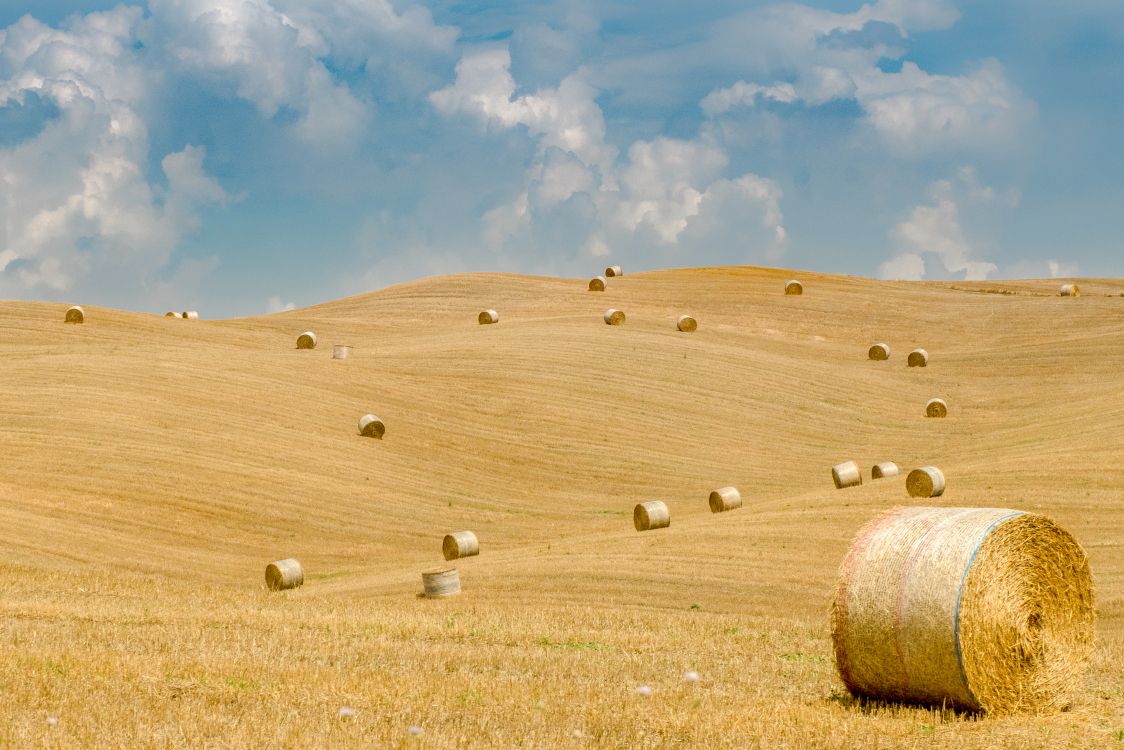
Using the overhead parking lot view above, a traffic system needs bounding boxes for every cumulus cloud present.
[266,294,296,313]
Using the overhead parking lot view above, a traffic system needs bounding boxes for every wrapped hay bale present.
[868,343,890,361]
[907,466,945,498]
[784,280,803,295]
[604,308,626,326]
[296,331,317,349]
[478,309,499,325]
[871,462,899,480]
[605,265,623,277]
[442,531,479,561]
[182,311,199,320]
[634,501,670,531]
[907,348,929,367]
[422,567,461,598]
[677,315,697,332]
[831,506,1095,714]
[1059,284,1080,297]
[332,345,352,360]
[926,398,948,418]
[265,558,303,591]
[708,487,741,513]
[64,306,85,324]
[832,460,862,489]
[358,414,385,439]
[589,276,606,291]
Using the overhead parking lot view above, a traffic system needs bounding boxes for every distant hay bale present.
[907,348,929,367]
[832,460,862,489]
[1059,284,1080,297]
[634,500,670,531]
[831,506,1095,714]
[605,265,623,277]
[604,308,626,326]
[478,309,499,325]
[676,315,697,332]
[64,306,84,324]
[907,466,946,498]
[708,487,741,513]
[332,345,352,360]
[868,343,890,361]
[871,462,899,480]
[422,567,461,598]
[181,311,199,320]
[442,531,479,561]
[164,311,177,318]
[296,331,318,349]
[784,280,803,295]
[358,414,385,439]
[589,276,606,291]
[926,398,948,418]
[265,558,303,591]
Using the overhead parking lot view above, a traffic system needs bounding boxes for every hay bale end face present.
[871,462,899,480]
[332,345,352,359]
[676,314,697,332]
[422,567,461,598]
[265,558,303,591]
[605,265,623,277]
[708,487,742,513]
[908,348,929,367]
[832,460,862,489]
[868,343,890,361]
[64,306,85,324]
[1059,284,1080,297]
[604,308,626,326]
[358,414,385,439]
[784,280,803,295]
[589,276,606,291]
[296,331,318,349]
[831,506,1095,714]
[478,309,499,325]
[926,398,948,418]
[442,531,479,561]
[907,466,945,498]
[634,500,670,531]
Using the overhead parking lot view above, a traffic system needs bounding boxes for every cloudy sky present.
[0,0,1121,316]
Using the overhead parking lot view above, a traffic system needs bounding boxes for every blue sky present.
[0,0,1121,316]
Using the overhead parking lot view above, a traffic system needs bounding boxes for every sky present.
[0,0,1121,317]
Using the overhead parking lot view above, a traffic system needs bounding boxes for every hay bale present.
[422,567,461,598]
[832,460,862,489]
[1059,284,1080,297]
[871,462,899,480]
[332,345,352,360]
[589,276,606,291]
[164,311,178,318]
[605,265,623,277]
[181,311,199,320]
[265,558,303,591]
[708,487,741,513]
[926,398,948,418]
[64,306,85,324]
[634,500,670,531]
[868,343,890,361]
[604,308,626,326]
[830,506,1094,714]
[676,315,697,332]
[907,466,945,498]
[442,531,479,561]
[296,331,317,349]
[478,309,499,325]
[358,414,385,439]
[784,280,803,295]
[907,348,929,367]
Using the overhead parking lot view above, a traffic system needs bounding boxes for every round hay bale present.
[907,348,929,367]
[265,558,303,591]
[871,462,900,480]
[164,311,178,318]
[181,311,199,320]
[604,308,625,326]
[64,305,85,324]
[422,567,461,598]
[588,276,606,291]
[708,487,741,513]
[832,460,862,489]
[1059,284,1080,297]
[784,280,803,295]
[868,343,890,361]
[926,398,948,418]
[442,531,479,561]
[830,506,1095,714]
[358,414,385,439]
[296,331,317,349]
[634,500,670,531]
[332,345,352,360]
[676,315,697,332]
[605,265,623,277]
[907,466,945,498]
[478,309,499,325]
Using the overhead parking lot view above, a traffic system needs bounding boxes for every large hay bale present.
[442,531,479,561]
[907,466,945,497]
[832,460,862,489]
[589,276,606,291]
[907,348,929,367]
[358,414,385,439]
[868,343,890,361]
[831,506,1095,714]
[478,309,499,325]
[784,280,803,295]
[605,265,623,277]
[708,487,741,513]
[634,500,670,531]
[871,462,899,480]
[164,311,178,318]
[926,398,948,418]
[1059,284,1080,297]
[64,306,85,324]
[265,558,303,591]
[182,311,199,320]
[604,308,626,325]
[296,331,317,349]
[676,314,697,332]
[332,345,351,360]
[422,567,461,598]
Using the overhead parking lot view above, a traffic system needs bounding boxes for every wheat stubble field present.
[2,266,1123,748]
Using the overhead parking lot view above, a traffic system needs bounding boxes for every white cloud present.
[879,252,926,280]
[700,81,797,117]
[266,294,296,313]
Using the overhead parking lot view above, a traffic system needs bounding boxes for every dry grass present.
[2,267,1124,748]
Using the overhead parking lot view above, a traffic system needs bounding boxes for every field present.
[2,267,1123,748]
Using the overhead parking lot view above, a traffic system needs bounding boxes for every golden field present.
[1,266,1123,748]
